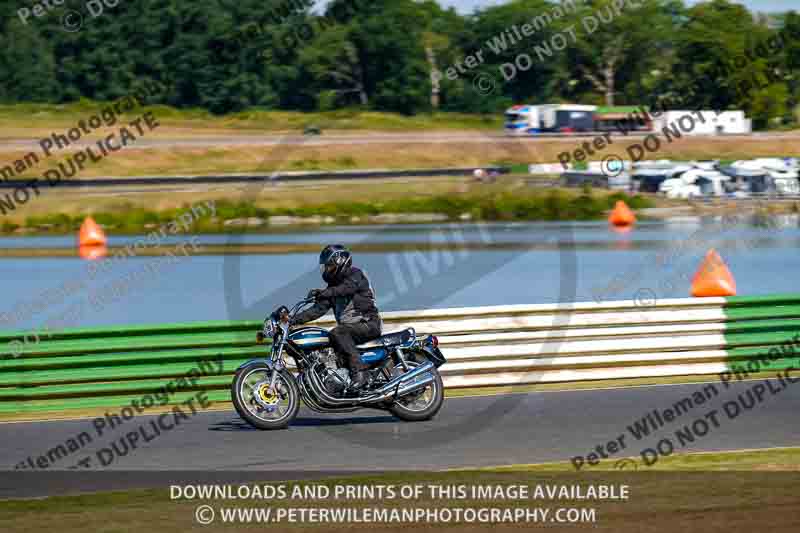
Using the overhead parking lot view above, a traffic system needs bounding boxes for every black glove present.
[270,305,290,322]
[307,288,324,301]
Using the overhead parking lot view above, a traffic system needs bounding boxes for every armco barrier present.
[1,294,799,415]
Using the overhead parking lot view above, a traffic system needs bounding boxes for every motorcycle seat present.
[357,327,416,349]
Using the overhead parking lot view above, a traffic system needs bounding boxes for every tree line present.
[0,0,798,128]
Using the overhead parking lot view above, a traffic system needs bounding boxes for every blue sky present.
[440,1,796,14]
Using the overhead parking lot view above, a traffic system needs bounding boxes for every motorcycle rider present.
[290,244,382,391]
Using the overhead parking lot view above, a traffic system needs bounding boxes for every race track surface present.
[1,378,797,497]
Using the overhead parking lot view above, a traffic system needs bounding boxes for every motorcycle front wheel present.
[231,362,300,430]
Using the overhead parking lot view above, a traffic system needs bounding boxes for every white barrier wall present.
[309,297,737,387]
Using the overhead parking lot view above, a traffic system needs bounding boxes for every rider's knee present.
[328,326,349,345]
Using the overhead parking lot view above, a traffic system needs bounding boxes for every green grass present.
[478,447,800,472]
[11,191,653,235]
[0,101,502,136]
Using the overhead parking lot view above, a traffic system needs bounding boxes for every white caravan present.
[732,159,800,194]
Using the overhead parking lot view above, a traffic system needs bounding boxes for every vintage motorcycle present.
[231,298,446,430]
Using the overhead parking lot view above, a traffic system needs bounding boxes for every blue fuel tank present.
[288,327,330,350]
[288,326,388,365]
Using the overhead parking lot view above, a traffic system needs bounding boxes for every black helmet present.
[319,244,352,283]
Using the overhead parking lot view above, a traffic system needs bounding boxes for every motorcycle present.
[231,297,447,430]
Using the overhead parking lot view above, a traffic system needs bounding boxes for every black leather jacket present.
[292,266,381,326]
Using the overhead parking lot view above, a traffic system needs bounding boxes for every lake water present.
[1,215,798,332]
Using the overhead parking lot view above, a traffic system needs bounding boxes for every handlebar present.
[266,297,317,325]
[291,297,316,314]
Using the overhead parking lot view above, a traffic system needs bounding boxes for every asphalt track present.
[1,378,798,497]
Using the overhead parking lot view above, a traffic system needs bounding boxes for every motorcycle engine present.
[312,348,350,395]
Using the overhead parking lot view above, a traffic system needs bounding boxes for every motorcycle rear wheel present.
[388,360,444,421]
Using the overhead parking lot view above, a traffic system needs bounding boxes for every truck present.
[505,104,597,135]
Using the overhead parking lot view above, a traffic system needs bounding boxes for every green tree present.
[561,0,683,106]
[777,11,800,124]
[298,26,368,107]
[0,20,59,102]
[669,0,788,126]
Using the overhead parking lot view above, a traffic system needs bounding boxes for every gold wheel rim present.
[257,384,279,405]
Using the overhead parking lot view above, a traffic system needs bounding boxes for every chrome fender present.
[235,358,276,373]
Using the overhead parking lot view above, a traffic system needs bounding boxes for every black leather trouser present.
[329,320,382,373]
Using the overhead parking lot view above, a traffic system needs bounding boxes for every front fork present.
[266,334,288,394]
[266,364,280,394]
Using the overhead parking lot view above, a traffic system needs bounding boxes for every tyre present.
[231,362,300,430]
[389,361,444,422]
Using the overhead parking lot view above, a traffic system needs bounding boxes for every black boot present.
[348,369,368,391]
[346,351,369,393]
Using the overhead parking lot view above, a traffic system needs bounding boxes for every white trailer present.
[537,104,596,132]
[652,111,751,135]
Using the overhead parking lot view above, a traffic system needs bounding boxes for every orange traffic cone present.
[79,217,107,247]
[78,244,108,260]
[609,201,636,227]
[691,249,737,297]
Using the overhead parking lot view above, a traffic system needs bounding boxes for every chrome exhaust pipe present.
[369,360,434,398]
[305,366,357,406]
[364,369,435,404]
[305,360,436,406]
[298,373,360,412]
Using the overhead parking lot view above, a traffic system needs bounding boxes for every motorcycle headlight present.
[258,320,276,343]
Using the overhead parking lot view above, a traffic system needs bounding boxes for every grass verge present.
[2,137,797,180]
[0,103,502,139]
[2,181,653,235]
[478,447,800,472]
[0,449,797,532]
